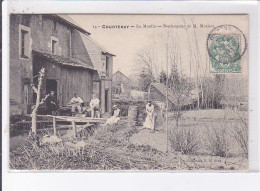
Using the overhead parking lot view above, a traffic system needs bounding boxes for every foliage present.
[232,116,248,157]
[205,124,232,157]
[169,127,201,155]
[167,66,194,126]
[213,74,225,108]
[136,48,158,91]
[139,70,154,92]
[159,71,167,86]
[199,74,226,109]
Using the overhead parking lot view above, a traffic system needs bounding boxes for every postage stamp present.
[207,25,247,73]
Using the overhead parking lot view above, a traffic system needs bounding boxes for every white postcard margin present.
[2,1,260,191]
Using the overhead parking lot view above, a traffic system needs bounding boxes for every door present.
[46,79,58,99]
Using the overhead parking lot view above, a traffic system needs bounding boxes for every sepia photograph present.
[8,14,249,171]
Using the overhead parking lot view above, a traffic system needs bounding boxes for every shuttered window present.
[19,26,30,59]
[51,36,59,55]
[52,40,57,54]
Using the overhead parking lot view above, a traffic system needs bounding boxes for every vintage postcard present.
[9,14,248,171]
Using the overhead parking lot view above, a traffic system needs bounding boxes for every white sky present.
[69,14,248,79]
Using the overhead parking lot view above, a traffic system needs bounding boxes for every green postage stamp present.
[207,25,247,73]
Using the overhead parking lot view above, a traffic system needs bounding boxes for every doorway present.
[46,79,58,99]
[105,89,109,112]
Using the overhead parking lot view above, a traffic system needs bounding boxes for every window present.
[19,25,30,59]
[51,36,59,54]
[52,40,57,54]
[21,30,27,56]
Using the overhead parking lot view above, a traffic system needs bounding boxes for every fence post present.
[53,116,57,136]
[72,120,77,138]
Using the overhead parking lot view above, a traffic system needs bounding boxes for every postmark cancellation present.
[207,25,247,73]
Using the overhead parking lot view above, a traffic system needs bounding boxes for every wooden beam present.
[55,124,94,129]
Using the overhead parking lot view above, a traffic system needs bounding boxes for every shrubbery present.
[232,117,248,157]
[169,127,201,155]
[205,125,232,157]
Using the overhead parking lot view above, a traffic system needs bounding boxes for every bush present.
[205,125,232,157]
[169,127,201,155]
[232,117,248,157]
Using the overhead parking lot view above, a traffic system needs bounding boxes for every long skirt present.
[106,116,120,125]
[143,114,155,130]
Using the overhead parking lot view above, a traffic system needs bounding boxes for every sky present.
[69,14,248,79]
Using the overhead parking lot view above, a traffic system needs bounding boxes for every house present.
[112,70,145,100]
[149,83,196,110]
[149,83,176,109]
[10,14,115,115]
[112,70,131,95]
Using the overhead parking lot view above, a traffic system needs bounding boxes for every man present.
[68,93,84,115]
[45,91,58,115]
[89,94,100,118]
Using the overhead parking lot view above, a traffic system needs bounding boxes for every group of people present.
[104,100,155,129]
[68,93,100,117]
[44,91,101,118]
[44,90,155,129]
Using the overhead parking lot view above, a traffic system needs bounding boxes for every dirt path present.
[130,128,167,153]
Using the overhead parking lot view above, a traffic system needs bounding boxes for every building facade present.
[10,14,114,115]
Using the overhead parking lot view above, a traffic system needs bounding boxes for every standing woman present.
[143,100,155,130]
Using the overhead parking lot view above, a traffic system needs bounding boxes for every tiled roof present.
[55,15,91,35]
[150,83,177,104]
[79,32,115,56]
[33,51,96,70]
[151,83,194,106]
[113,71,129,81]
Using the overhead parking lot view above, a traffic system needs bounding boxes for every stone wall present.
[10,15,72,114]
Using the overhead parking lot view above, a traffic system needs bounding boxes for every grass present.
[9,109,248,171]
[10,123,178,170]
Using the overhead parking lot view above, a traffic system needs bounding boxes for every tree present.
[168,67,193,127]
[135,48,158,91]
[139,69,154,92]
[159,71,167,86]
[197,75,226,109]
[214,74,225,108]
[31,68,45,134]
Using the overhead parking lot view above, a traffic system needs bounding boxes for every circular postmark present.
[207,25,247,73]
